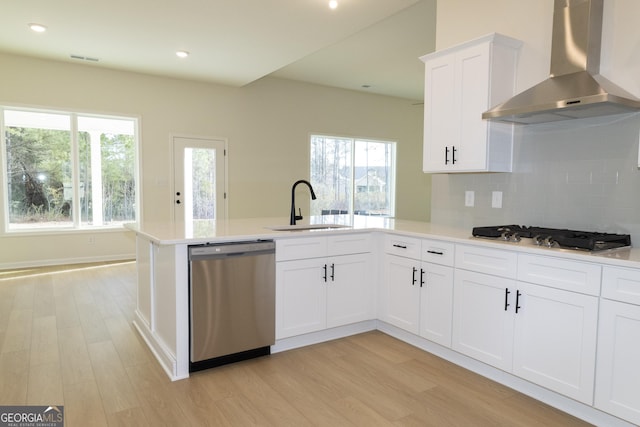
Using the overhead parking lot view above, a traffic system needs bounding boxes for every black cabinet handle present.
[420,269,425,287]
[412,267,417,285]
[427,250,444,255]
[330,263,335,281]
[504,288,510,311]
[322,264,327,282]
[445,146,450,164]
[392,244,407,249]
[515,290,522,313]
[452,146,457,164]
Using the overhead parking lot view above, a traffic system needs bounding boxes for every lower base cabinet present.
[512,281,598,405]
[452,269,515,371]
[595,300,640,425]
[452,269,598,405]
[382,249,453,347]
[275,235,373,340]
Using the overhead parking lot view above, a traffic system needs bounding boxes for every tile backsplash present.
[430,113,640,245]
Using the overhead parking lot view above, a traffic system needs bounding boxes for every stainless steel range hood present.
[483,0,640,124]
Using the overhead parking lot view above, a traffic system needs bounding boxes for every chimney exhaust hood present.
[482,0,640,125]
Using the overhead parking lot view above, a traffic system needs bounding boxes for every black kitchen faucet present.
[289,180,317,225]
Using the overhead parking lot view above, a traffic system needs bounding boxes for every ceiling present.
[0,0,437,101]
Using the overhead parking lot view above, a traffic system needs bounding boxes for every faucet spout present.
[290,179,317,225]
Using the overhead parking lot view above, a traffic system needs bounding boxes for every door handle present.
[504,288,510,311]
[330,263,335,281]
[412,267,417,285]
[322,264,327,282]
[420,268,425,287]
[445,146,450,164]
[515,290,522,313]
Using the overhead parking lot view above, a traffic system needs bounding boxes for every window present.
[310,134,396,217]
[2,108,138,231]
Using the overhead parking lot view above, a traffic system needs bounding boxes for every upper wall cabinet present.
[421,33,522,173]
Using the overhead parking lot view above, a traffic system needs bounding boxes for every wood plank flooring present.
[0,261,593,426]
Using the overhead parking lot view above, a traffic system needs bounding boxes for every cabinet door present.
[419,262,454,347]
[595,300,640,425]
[382,254,421,334]
[276,259,326,339]
[512,282,598,405]
[456,42,491,171]
[326,253,373,328]
[452,269,515,371]
[423,54,456,172]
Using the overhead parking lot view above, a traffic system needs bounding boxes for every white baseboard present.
[133,311,188,382]
[0,254,135,271]
[272,320,377,354]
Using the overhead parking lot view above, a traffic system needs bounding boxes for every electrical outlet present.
[88,236,95,244]
[492,191,503,208]
[465,191,475,207]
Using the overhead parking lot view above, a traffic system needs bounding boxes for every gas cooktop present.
[472,225,632,252]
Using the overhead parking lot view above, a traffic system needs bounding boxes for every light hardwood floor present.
[0,261,593,426]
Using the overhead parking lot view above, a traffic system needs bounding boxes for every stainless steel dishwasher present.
[188,240,275,372]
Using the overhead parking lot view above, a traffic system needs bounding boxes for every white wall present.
[0,52,429,268]
[431,0,640,245]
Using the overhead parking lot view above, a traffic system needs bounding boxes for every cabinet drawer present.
[385,234,421,260]
[421,239,454,267]
[276,237,327,261]
[455,244,517,278]
[327,233,371,256]
[517,254,601,296]
[602,266,640,305]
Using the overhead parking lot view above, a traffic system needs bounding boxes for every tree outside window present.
[3,108,138,231]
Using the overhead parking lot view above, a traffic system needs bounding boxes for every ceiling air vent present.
[70,55,100,62]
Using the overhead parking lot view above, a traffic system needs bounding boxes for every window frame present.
[0,105,141,235]
[310,133,397,218]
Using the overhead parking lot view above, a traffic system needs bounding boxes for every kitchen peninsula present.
[127,216,640,427]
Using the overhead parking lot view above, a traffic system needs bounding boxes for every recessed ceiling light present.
[28,23,47,33]
[176,50,189,58]
[329,1,338,10]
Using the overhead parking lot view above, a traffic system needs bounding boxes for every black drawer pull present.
[427,250,444,255]
[393,244,407,249]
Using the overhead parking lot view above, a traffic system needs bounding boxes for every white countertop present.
[124,216,640,268]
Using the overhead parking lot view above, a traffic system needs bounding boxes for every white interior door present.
[173,136,227,230]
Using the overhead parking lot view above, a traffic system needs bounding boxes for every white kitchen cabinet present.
[382,235,454,347]
[512,281,598,405]
[276,258,327,338]
[419,261,454,347]
[275,234,373,339]
[383,253,421,334]
[452,269,516,371]
[595,266,640,425]
[421,33,521,173]
[326,253,373,328]
[452,246,599,405]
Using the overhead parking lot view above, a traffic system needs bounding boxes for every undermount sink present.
[266,224,351,231]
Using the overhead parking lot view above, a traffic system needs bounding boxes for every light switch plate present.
[465,191,475,207]
[492,191,503,208]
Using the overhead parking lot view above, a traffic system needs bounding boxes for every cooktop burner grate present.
[472,225,631,251]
